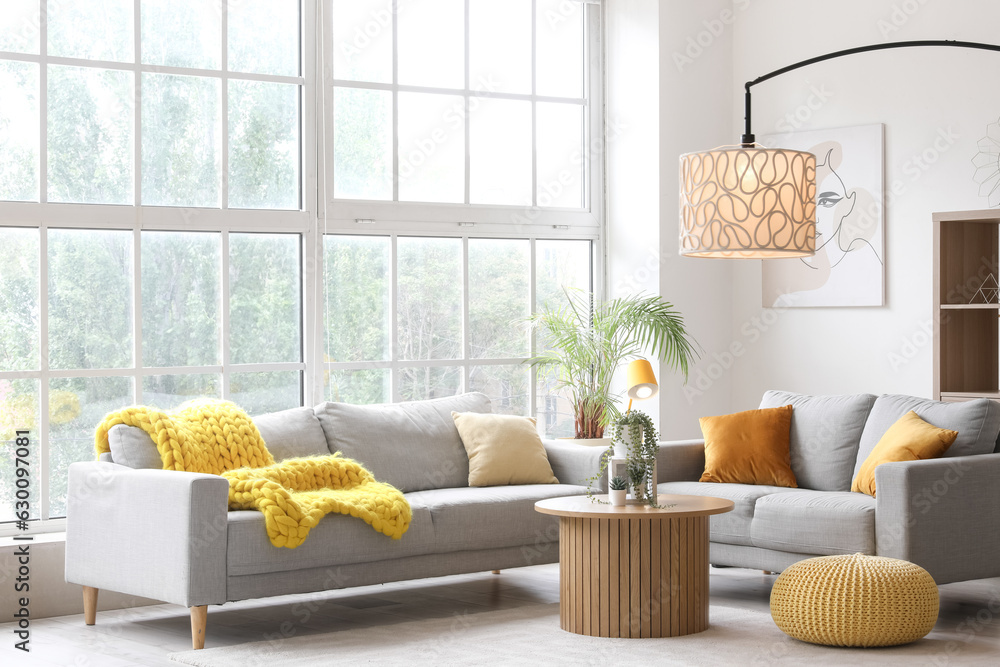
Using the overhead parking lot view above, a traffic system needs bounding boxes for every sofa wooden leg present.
[190,606,207,650]
[491,570,501,575]
[83,586,98,625]
[763,570,774,575]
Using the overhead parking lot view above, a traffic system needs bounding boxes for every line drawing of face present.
[801,143,882,271]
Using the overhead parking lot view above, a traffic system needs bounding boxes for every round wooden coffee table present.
[535,494,734,638]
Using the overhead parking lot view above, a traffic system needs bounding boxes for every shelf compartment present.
[939,308,999,394]
[938,219,999,305]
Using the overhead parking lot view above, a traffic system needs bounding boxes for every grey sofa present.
[654,390,1000,585]
[65,392,603,649]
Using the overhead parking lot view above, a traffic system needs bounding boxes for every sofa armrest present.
[65,461,230,607]
[542,439,607,488]
[875,453,1000,584]
[656,439,706,483]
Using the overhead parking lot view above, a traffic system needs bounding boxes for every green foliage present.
[0,229,39,371]
[47,65,132,204]
[229,234,300,364]
[333,87,392,199]
[609,476,627,491]
[613,411,672,509]
[527,288,699,438]
[48,230,132,370]
[141,73,220,207]
[229,80,298,209]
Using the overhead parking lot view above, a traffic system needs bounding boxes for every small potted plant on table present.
[608,476,628,506]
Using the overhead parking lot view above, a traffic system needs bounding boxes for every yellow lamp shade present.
[679,146,817,258]
[626,359,658,401]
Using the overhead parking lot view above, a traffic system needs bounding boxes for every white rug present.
[169,603,994,666]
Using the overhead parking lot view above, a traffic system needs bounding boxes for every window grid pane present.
[141,232,221,368]
[141,73,222,208]
[331,1,591,211]
[48,0,134,63]
[230,233,301,365]
[0,1,41,55]
[48,229,133,370]
[397,237,462,361]
[228,80,300,210]
[47,65,134,205]
[0,60,39,202]
[0,227,39,371]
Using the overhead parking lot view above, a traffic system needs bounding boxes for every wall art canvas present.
[760,123,885,307]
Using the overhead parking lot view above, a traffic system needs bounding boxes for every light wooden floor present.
[3,565,1000,665]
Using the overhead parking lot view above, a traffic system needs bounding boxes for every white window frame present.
[319,0,604,235]
[0,0,318,536]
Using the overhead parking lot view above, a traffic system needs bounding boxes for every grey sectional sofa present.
[65,392,604,649]
[654,391,1000,585]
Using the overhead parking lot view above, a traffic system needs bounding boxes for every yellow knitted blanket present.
[94,399,411,548]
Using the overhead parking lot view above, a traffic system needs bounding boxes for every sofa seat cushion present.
[759,390,876,492]
[854,395,1000,479]
[406,484,589,553]
[254,406,330,461]
[226,504,437,577]
[315,393,492,493]
[657,481,806,546]
[750,490,876,556]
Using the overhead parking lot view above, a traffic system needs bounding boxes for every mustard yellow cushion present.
[451,412,559,487]
[698,405,797,487]
[851,411,957,497]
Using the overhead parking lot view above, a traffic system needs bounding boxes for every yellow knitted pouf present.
[770,553,939,647]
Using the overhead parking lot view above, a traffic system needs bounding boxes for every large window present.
[0,0,602,534]
[0,0,307,529]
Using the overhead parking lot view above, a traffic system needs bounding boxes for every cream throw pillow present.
[451,412,559,487]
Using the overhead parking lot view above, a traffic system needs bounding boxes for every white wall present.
[657,0,737,437]
[725,0,1000,408]
[606,0,662,429]
[0,538,156,620]
[606,0,738,439]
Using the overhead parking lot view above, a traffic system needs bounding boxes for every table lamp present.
[626,358,658,414]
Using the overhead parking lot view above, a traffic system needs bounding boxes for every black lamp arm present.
[740,39,1000,146]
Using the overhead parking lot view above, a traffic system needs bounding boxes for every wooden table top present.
[535,494,735,519]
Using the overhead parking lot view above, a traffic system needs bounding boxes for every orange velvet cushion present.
[698,405,797,487]
[851,411,957,497]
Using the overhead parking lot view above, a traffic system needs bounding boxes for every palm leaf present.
[526,288,700,437]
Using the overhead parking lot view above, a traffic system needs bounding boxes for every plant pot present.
[614,425,642,458]
[609,489,627,506]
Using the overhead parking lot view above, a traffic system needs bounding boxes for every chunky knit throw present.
[94,399,411,548]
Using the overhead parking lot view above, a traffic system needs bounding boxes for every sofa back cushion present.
[254,406,330,461]
[853,394,1000,478]
[105,405,331,469]
[314,392,492,492]
[759,390,876,492]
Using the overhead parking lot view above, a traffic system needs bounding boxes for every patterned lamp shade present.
[679,146,817,258]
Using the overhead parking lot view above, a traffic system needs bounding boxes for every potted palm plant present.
[527,289,699,439]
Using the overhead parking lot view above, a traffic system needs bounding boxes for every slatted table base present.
[558,515,710,638]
